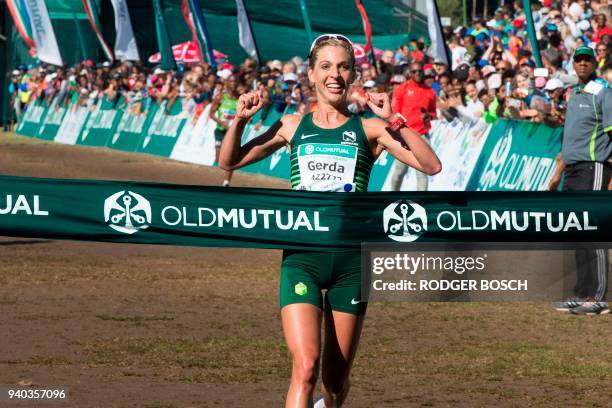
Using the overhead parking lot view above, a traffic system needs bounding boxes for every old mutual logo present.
[104,191,152,234]
[479,129,513,190]
[383,200,427,242]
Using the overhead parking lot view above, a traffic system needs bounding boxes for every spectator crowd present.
[7,0,612,130]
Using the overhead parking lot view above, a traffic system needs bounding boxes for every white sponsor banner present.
[236,0,259,63]
[24,0,63,66]
[55,106,90,145]
[169,105,217,166]
[425,0,449,66]
[382,118,492,191]
[111,0,140,61]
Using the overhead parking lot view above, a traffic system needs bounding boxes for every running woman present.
[210,74,239,186]
[219,34,441,408]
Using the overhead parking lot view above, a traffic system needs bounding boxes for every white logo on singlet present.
[342,131,356,143]
[301,133,319,140]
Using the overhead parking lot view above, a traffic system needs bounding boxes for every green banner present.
[0,175,610,250]
[36,99,67,141]
[467,120,562,191]
[153,0,177,71]
[107,101,158,152]
[78,97,124,147]
[16,100,49,137]
[136,100,187,156]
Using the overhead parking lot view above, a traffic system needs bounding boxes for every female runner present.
[219,34,441,408]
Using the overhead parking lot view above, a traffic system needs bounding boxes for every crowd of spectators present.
[7,0,612,130]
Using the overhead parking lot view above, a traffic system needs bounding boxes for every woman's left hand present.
[365,92,393,121]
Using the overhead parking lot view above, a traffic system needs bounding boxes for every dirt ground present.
[0,132,610,408]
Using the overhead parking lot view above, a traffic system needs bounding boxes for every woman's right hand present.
[237,91,264,120]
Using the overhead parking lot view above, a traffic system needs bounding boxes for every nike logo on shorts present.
[351,298,362,305]
[301,133,319,139]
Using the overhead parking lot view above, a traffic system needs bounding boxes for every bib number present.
[296,143,357,192]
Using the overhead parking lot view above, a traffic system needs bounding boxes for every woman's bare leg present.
[321,308,364,407]
[282,303,323,408]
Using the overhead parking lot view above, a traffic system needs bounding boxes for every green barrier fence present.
[79,96,124,147]
[467,120,563,191]
[13,97,566,192]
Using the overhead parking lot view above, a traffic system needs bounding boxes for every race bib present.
[296,143,357,192]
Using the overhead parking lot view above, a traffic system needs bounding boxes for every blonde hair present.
[308,38,355,70]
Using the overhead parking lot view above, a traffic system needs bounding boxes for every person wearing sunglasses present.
[389,62,438,191]
[552,46,611,316]
[219,33,440,407]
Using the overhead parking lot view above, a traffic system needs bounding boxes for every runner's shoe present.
[551,296,586,312]
[313,396,325,408]
[571,300,610,315]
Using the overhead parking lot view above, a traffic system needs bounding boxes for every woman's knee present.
[291,354,320,385]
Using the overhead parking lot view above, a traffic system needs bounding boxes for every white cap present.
[80,69,88,76]
[544,78,564,91]
[486,19,497,28]
[102,61,111,67]
[268,59,283,71]
[217,69,232,80]
[153,68,165,75]
[453,26,464,34]
[481,65,496,77]
[283,72,299,82]
[363,80,376,88]
[12,70,20,76]
[487,73,502,89]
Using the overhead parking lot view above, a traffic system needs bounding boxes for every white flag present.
[111,0,140,61]
[235,0,259,63]
[425,0,449,66]
[24,0,63,66]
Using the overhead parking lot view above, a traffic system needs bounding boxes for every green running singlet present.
[280,112,373,315]
[289,112,374,192]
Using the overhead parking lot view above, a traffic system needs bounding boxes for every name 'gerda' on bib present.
[296,143,358,192]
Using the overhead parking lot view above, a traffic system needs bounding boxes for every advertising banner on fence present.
[55,105,90,145]
[170,105,217,166]
[16,100,47,137]
[138,100,187,156]
[467,120,562,191]
[79,97,124,147]
[0,175,610,250]
[108,101,158,152]
[381,119,492,191]
[37,100,67,141]
[14,97,566,192]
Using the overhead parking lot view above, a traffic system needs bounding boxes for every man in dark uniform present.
[553,46,611,315]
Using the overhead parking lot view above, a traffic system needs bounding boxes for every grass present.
[80,336,290,383]
[96,314,175,322]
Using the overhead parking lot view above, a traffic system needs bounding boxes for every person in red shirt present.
[390,62,437,191]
